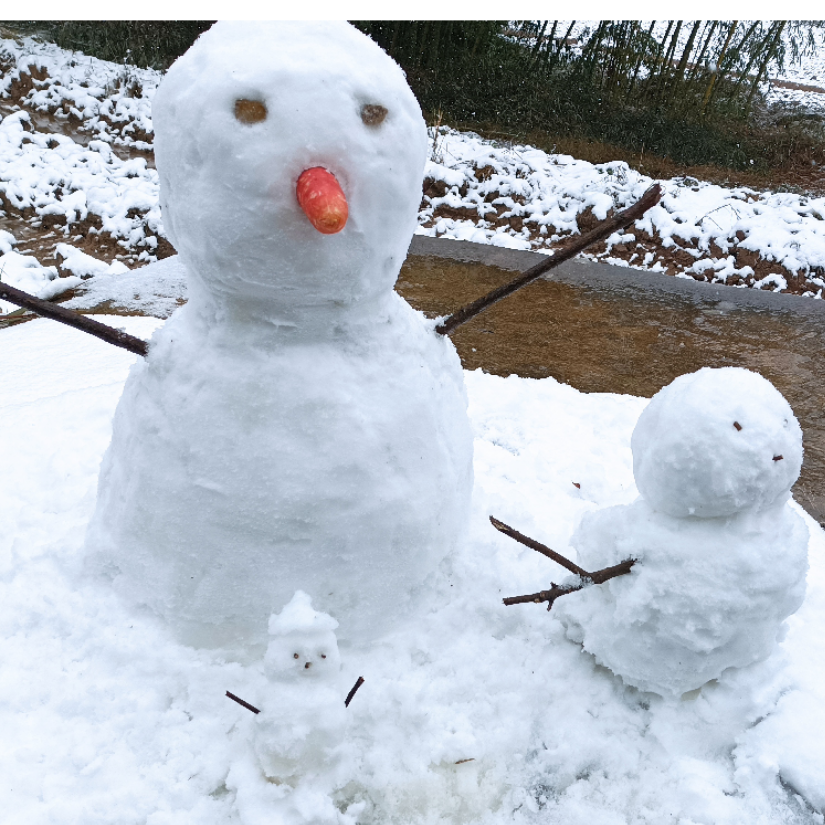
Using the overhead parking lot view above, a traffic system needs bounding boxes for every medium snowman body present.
[558,498,808,697]
[84,22,474,656]
[556,367,809,697]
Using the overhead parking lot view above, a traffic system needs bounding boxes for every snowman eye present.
[733,421,742,431]
[234,99,267,125]
[360,104,388,126]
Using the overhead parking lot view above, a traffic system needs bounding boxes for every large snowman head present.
[631,367,802,518]
[152,22,428,317]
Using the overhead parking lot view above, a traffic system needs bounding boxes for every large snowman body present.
[85,22,473,657]
[556,367,808,697]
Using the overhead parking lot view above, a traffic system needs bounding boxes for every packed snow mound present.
[557,367,809,697]
[632,366,803,518]
[85,21,473,659]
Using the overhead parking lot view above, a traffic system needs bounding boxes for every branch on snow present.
[0,280,149,357]
[491,516,635,610]
[435,184,662,337]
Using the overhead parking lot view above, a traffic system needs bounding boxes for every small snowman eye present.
[293,653,299,659]
[733,421,742,431]
[773,455,784,462]
[360,104,388,126]
[320,653,326,659]
[234,98,267,125]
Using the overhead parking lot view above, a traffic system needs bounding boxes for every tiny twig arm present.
[226,690,261,714]
[490,516,589,577]
[435,184,662,337]
[491,515,636,609]
[0,281,149,357]
[345,676,365,708]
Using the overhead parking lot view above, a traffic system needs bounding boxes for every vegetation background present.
[3,20,824,191]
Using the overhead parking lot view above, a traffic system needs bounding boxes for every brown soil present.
[0,208,163,273]
[396,254,825,523]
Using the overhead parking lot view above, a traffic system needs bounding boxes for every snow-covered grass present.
[420,128,825,294]
[1,30,825,309]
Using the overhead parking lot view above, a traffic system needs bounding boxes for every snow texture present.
[633,367,804,518]
[556,368,809,697]
[84,22,474,659]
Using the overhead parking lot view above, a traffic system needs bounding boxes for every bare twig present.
[435,184,662,336]
[0,281,149,357]
[502,583,582,609]
[490,516,588,577]
[345,676,365,708]
[226,690,261,714]
[492,516,635,609]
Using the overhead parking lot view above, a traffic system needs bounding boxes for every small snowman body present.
[84,22,473,658]
[556,367,809,697]
[253,592,346,783]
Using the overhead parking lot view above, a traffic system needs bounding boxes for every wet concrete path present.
[400,237,825,523]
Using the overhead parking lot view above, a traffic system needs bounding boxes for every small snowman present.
[555,367,809,698]
[253,591,346,783]
[84,21,473,658]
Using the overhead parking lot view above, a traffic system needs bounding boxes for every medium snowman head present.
[631,367,802,518]
[265,590,341,681]
[152,22,428,316]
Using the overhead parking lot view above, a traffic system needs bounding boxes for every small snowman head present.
[265,591,341,681]
[152,22,428,315]
[631,367,802,518]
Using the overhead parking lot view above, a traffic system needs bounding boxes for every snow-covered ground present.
[2,316,824,824]
[1,29,825,309]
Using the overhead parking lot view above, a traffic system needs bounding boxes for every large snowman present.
[84,22,473,659]
[555,367,809,697]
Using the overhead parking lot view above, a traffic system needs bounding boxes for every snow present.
[2,20,825,825]
[419,130,825,292]
[3,316,825,823]
[0,248,79,311]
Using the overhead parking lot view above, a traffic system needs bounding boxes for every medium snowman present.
[555,367,808,698]
[84,22,473,658]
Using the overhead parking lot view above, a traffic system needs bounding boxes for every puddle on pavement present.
[397,255,825,524]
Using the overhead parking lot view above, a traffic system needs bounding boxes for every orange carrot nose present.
[296,167,348,234]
